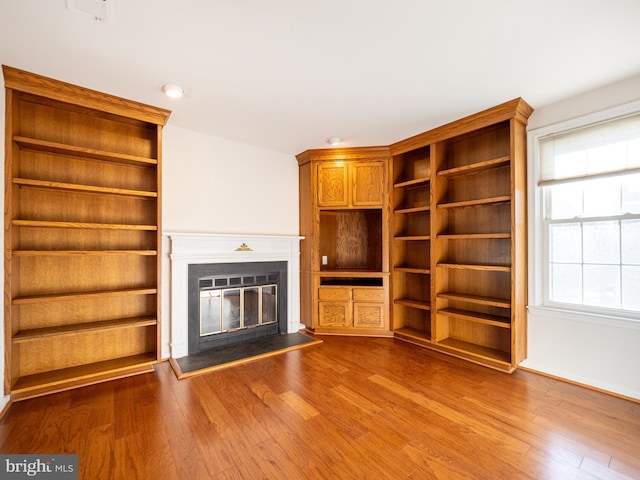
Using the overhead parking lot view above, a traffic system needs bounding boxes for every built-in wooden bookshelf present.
[297,147,391,336]
[3,65,170,400]
[297,98,531,371]
[391,98,532,372]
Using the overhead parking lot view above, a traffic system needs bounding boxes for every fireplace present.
[188,261,287,354]
[166,233,304,360]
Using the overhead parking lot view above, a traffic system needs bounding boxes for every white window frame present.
[528,99,640,328]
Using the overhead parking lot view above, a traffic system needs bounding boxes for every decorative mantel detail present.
[166,232,304,359]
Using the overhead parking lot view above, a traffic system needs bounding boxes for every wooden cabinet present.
[298,98,531,371]
[390,98,532,372]
[317,161,384,208]
[297,148,391,336]
[318,286,385,329]
[3,66,170,400]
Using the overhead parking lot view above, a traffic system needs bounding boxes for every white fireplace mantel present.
[166,232,304,359]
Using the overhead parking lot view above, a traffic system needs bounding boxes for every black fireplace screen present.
[200,284,277,336]
[188,261,287,354]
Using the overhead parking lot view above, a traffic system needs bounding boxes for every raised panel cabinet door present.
[318,163,349,207]
[318,301,352,327]
[353,303,384,328]
[351,161,384,207]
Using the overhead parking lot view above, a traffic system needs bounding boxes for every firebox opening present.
[188,261,287,355]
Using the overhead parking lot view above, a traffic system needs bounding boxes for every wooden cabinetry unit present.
[317,161,384,207]
[391,98,532,372]
[297,148,391,336]
[3,66,170,399]
[318,286,385,329]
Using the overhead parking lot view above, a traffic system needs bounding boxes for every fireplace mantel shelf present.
[166,233,304,359]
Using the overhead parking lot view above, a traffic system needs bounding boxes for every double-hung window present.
[534,108,640,318]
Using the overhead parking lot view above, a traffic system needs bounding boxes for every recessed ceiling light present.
[161,83,184,99]
[326,136,342,146]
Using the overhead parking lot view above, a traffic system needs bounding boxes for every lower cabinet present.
[318,286,386,331]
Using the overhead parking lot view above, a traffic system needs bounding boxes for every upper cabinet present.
[317,160,384,208]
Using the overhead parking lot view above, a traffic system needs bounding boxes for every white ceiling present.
[2,0,640,155]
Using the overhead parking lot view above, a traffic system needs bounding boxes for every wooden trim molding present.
[2,65,171,126]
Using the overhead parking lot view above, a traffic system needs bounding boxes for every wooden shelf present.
[437,156,510,178]
[435,337,511,365]
[13,250,157,256]
[13,135,158,167]
[13,219,158,230]
[394,267,430,274]
[394,327,431,343]
[317,270,386,277]
[437,308,510,328]
[394,235,430,241]
[13,177,158,198]
[13,317,158,343]
[394,298,431,310]
[437,292,511,309]
[394,205,430,214]
[437,263,511,272]
[10,354,157,400]
[437,195,511,210]
[12,287,158,305]
[437,233,510,239]
[393,177,430,188]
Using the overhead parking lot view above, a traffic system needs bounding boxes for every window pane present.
[583,221,619,264]
[550,263,582,304]
[584,177,621,217]
[549,183,583,219]
[550,223,582,263]
[622,266,640,310]
[583,265,620,308]
[622,219,640,264]
[622,173,640,214]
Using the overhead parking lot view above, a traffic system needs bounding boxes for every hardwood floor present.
[1,335,639,479]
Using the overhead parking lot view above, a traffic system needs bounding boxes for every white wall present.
[162,124,299,236]
[523,73,640,400]
[160,124,300,357]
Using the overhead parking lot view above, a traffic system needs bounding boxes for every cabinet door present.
[353,288,385,328]
[353,303,384,328]
[318,163,349,207]
[318,287,351,326]
[351,162,384,207]
[319,302,352,326]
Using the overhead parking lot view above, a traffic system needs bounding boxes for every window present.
[534,109,640,318]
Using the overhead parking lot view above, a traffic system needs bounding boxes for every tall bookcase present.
[391,98,532,372]
[3,66,170,400]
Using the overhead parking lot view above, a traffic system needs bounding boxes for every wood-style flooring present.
[1,335,639,479]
